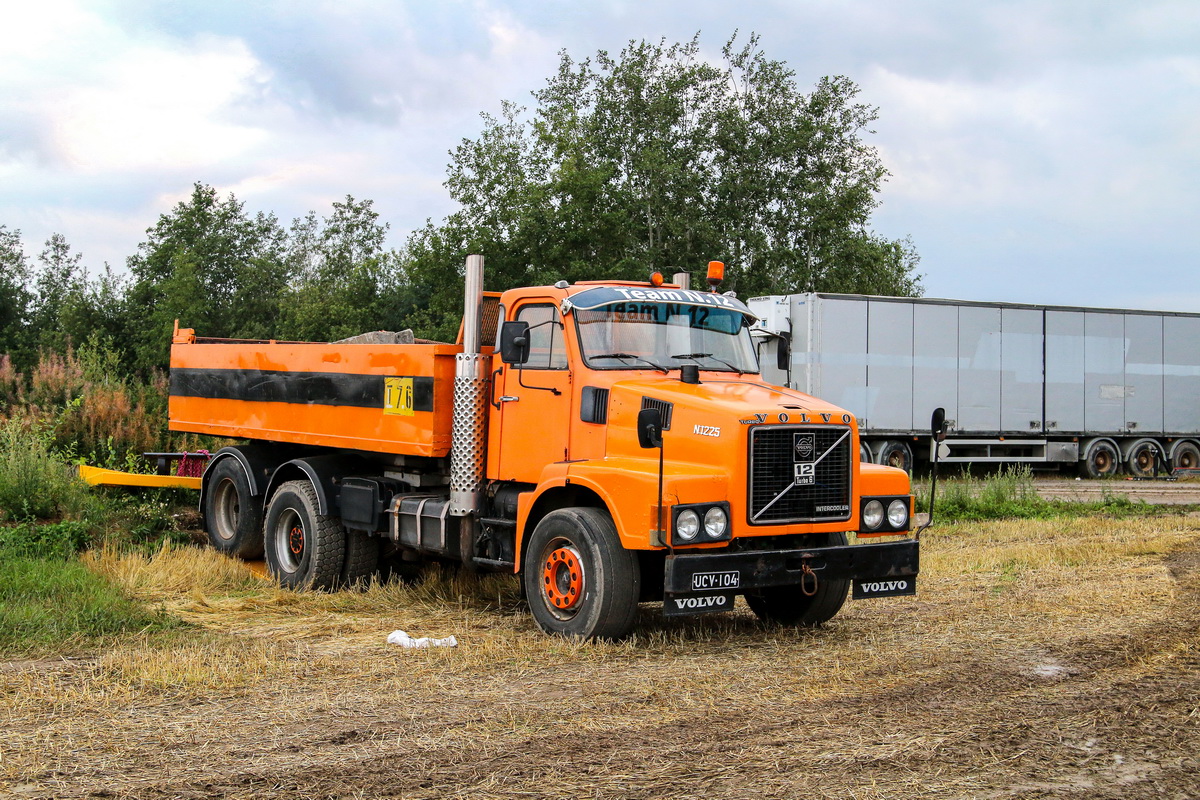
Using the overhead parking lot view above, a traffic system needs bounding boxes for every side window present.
[516,304,568,369]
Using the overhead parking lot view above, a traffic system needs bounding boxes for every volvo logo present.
[793,432,815,461]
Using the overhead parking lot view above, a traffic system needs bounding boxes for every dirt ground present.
[2,513,1199,800]
[1032,476,1200,506]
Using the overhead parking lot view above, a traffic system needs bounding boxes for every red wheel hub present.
[289,525,304,556]
[542,546,583,610]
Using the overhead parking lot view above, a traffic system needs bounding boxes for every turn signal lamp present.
[650,271,665,287]
[706,260,725,291]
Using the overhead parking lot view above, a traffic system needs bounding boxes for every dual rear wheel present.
[205,465,377,590]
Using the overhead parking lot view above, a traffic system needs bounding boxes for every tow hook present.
[800,563,818,596]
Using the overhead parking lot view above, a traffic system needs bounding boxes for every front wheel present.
[523,508,640,641]
[746,532,850,627]
[263,480,346,590]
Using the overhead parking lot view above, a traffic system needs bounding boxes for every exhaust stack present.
[450,255,488,517]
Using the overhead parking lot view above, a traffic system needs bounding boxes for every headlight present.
[862,500,884,530]
[703,506,728,538]
[887,499,909,529]
[676,509,700,541]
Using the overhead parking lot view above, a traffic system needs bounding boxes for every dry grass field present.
[2,515,1199,799]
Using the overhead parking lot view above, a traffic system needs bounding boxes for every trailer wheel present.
[859,441,873,463]
[203,458,264,559]
[264,480,346,590]
[1081,440,1119,479]
[340,528,380,587]
[1172,441,1200,471]
[746,532,849,627]
[523,508,640,641]
[875,440,913,472]
[1124,439,1163,478]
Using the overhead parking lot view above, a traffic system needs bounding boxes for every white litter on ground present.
[387,630,458,648]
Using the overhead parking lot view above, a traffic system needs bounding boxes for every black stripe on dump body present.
[170,368,435,412]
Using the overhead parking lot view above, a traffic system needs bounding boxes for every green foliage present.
[125,182,290,373]
[915,466,1162,522]
[0,224,34,368]
[0,519,91,557]
[419,31,920,332]
[0,549,182,656]
[276,197,414,341]
[0,414,94,522]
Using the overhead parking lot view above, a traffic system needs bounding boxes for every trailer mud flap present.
[663,592,737,617]
[852,577,917,599]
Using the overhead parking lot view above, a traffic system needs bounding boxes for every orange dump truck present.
[170,256,920,639]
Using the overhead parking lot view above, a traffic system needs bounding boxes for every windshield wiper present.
[591,353,669,374]
[671,353,744,375]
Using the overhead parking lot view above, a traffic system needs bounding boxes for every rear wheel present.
[875,440,913,473]
[1125,439,1162,478]
[341,528,380,587]
[1172,441,1200,471]
[263,480,345,590]
[1081,440,1120,479]
[523,508,640,641]
[203,458,264,559]
[746,532,850,627]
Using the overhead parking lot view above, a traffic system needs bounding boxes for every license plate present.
[664,593,737,616]
[852,577,917,599]
[690,570,740,591]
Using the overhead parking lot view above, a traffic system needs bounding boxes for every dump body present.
[169,330,461,458]
[749,292,1200,472]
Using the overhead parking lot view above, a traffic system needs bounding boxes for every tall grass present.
[915,465,1153,521]
[0,414,93,522]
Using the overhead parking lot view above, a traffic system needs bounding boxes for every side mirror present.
[776,332,791,372]
[637,407,663,449]
[498,321,530,365]
[931,407,947,441]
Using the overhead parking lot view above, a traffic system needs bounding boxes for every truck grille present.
[748,425,853,524]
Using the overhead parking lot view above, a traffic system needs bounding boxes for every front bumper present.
[662,539,919,615]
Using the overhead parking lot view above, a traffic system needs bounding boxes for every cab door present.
[493,302,573,482]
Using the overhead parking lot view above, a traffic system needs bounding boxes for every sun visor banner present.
[564,286,756,319]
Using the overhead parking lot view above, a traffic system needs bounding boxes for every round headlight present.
[676,509,700,541]
[703,506,728,538]
[862,500,884,530]
[887,499,909,529]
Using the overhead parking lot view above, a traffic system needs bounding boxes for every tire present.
[1172,441,1200,471]
[263,480,346,590]
[746,532,849,627]
[1124,439,1162,478]
[341,528,380,587]
[522,507,640,641]
[875,440,913,473]
[1081,440,1120,479]
[859,440,873,463]
[203,458,264,559]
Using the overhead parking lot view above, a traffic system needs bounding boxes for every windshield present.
[575,301,759,373]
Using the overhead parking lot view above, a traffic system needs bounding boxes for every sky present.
[1,0,1197,312]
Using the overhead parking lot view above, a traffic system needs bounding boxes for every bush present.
[0,414,93,522]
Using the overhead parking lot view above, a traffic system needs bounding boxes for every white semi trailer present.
[747,293,1200,477]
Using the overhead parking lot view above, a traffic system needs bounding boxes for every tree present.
[29,233,84,353]
[126,183,288,372]
[0,225,33,366]
[409,32,919,334]
[277,196,408,342]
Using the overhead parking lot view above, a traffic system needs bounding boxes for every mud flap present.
[663,592,737,616]
[852,576,917,599]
